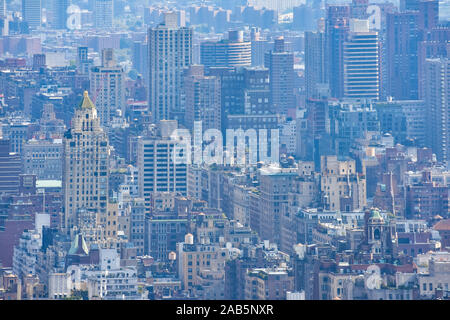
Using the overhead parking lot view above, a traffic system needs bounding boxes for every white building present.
[51,248,140,300]
[138,120,187,211]
[12,230,42,279]
[416,251,450,298]
[48,273,71,299]
[12,214,49,279]
[86,248,139,300]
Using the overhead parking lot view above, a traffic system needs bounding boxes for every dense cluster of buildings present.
[0,0,449,300]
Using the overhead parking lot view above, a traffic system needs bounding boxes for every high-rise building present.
[148,12,193,122]
[62,91,109,234]
[49,0,68,29]
[138,120,187,212]
[242,66,271,115]
[22,0,41,29]
[93,0,113,29]
[0,0,6,18]
[264,37,295,115]
[207,67,245,135]
[386,11,420,100]
[424,58,449,163]
[76,46,90,75]
[305,31,328,99]
[418,26,450,99]
[23,138,63,180]
[200,30,251,69]
[183,65,221,132]
[0,139,21,195]
[417,0,439,31]
[326,5,350,99]
[320,155,367,212]
[90,48,125,128]
[293,5,316,31]
[250,28,270,67]
[350,0,369,19]
[132,40,148,82]
[258,167,298,246]
[343,19,380,100]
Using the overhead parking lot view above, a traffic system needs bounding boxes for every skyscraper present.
[76,46,90,75]
[132,40,148,82]
[93,0,113,29]
[386,11,420,100]
[62,91,109,234]
[22,0,41,29]
[200,30,251,69]
[326,5,350,99]
[148,12,193,122]
[90,48,125,128]
[264,37,295,115]
[305,30,328,99]
[250,27,270,67]
[0,0,6,18]
[343,19,380,100]
[0,139,21,195]
[418,26,450,99]
[417,0,439,31]
[207,67,245,135]
[424,58,449,163]
[183,65,221,132]
[293,5,316,31]
[50,0,69,29]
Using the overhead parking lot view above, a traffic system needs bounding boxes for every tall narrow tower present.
[264,37,295,115]
[63,91,109,234]
[90,48,125,128]
[424,58,450,163]
[148,12,193,122]
[343,19,380,100]
[22,0,41,29]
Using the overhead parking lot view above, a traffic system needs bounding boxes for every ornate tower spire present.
[79,90,95,109]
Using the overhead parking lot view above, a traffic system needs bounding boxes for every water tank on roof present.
[168,251,176,261]
[185,233,194,245]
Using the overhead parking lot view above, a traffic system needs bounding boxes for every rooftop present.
[434,219,450,231]
[36,180,62,188]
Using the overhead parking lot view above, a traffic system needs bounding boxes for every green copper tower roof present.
[369,208,383,221]
[68,233,89,255]
[79,91,95,109]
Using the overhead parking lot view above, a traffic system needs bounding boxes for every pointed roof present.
[68,233,89,255]
[434,219,450,231]
[79,91,95,109]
